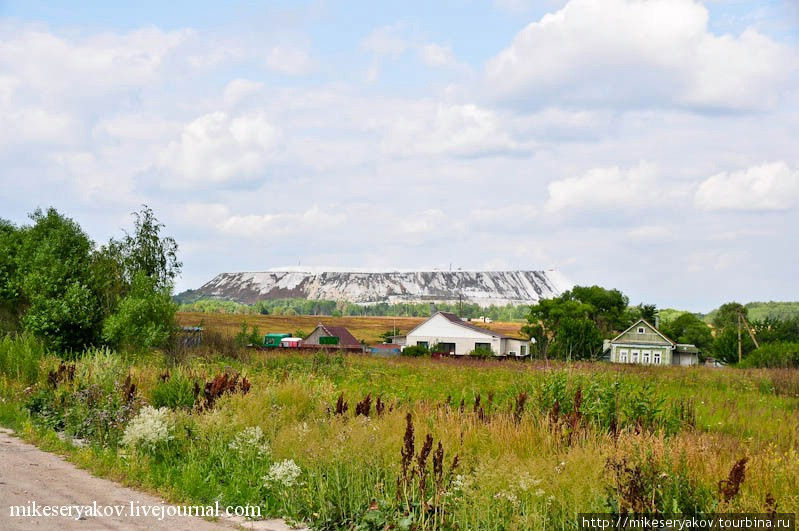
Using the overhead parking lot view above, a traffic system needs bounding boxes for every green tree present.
[0,220,23,333]
[568,285,629,334]
[627,303,658,325]
[116,205,181,290]
[549,316,603,361]
[661,313,713,352]
[14,208,102,352]
[525,285,621,361]
[712,302,747,331]
[102,272,177,350]
[713,327,756,364]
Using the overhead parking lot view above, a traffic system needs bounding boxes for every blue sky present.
[1,0,798,311]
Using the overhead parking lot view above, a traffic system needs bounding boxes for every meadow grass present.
[0,336,797,530]
[175,312,526,344]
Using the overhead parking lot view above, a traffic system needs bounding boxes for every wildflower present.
[229,426,271,458]
[263,459,302,488]
[517,472,542,491]
[295,422,310,440]
[493,491,519,505]
[534,489,545,497]
[121,406,172,451]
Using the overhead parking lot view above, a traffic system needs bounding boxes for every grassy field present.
[1,330,798,530]
[176,312,527,343]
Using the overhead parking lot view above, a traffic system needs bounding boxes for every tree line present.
[178,297,531,321]
[0,206,180,354]
[523,286,799,366]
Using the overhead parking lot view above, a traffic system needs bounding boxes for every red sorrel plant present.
[375,396,386,417]
[196,371,250,410]
[719,457,748,503]
[513,391,528,424]
[47,362,75,388]
[332,393,349,416]
[355,393,372,417]
[396,413,460,529]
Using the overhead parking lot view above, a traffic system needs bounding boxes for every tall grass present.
[0,333,45,385]
[1,340,798,528]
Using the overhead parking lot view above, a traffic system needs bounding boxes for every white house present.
[404,311,531,357]
[605,318,699,366]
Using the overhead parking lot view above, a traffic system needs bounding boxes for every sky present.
[1,0,798,312]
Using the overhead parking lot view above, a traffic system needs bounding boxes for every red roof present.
[319,324,362,347]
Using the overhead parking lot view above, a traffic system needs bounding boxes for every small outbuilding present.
[304,323,364,352]
[404,311,531,357]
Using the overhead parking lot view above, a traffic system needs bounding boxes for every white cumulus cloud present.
[694,161,799,211]
[158,111,279,185]
[545,162,665,212]
[485,0,793,110]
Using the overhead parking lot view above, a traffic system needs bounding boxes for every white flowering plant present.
[121,405,173,452]
[228,426,271,458]
[263,459,302,488]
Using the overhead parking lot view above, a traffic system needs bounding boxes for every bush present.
[102,272,177,351]
[401,345,429,357]
[150,372,196,409]
[468,347,494,359]
[740,342,799,368]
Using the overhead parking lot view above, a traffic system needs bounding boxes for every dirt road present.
[0,428,295,530]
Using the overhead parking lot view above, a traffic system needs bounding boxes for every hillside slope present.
[187,269,572,305]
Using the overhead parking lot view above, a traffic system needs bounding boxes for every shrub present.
[401,345,429,357]
[102,272,177,351]
[739,342,799,368]
[467,347,494,359]
[150,372,196,409]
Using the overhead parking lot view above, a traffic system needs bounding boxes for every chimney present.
[430,303,437,316]
[654,315,660,329]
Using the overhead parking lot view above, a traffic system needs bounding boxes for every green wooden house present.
[605,319,699,366]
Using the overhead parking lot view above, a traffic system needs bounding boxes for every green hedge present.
[740,342,799,368]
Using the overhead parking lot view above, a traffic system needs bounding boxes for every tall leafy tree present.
[524,285,624,360]
[14,208,102,352]
[0,219,23,333]
[661,313,713,352]
[712,302,747,331]
[117,205,182,290]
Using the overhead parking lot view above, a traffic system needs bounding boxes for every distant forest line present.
[176,296,799,324]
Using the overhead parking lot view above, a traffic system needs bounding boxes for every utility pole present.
[737,313,743,364]
[737,311,759,363]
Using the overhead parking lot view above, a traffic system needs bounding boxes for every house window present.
[631,350,640,363]
[619,349,628,363]
[417,341,429,348]
[653,351,661,365]
[439,342,457,354]
[520,345,527,355]
[638,327,645,334]
[642,350,650,364]
[474,342,492,352]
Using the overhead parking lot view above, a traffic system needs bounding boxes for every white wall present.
[406,314,499,355]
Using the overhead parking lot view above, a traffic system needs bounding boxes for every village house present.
[605,318,699,366]
[403,311,531,357]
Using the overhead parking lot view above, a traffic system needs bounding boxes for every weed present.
[718,457,748,503]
